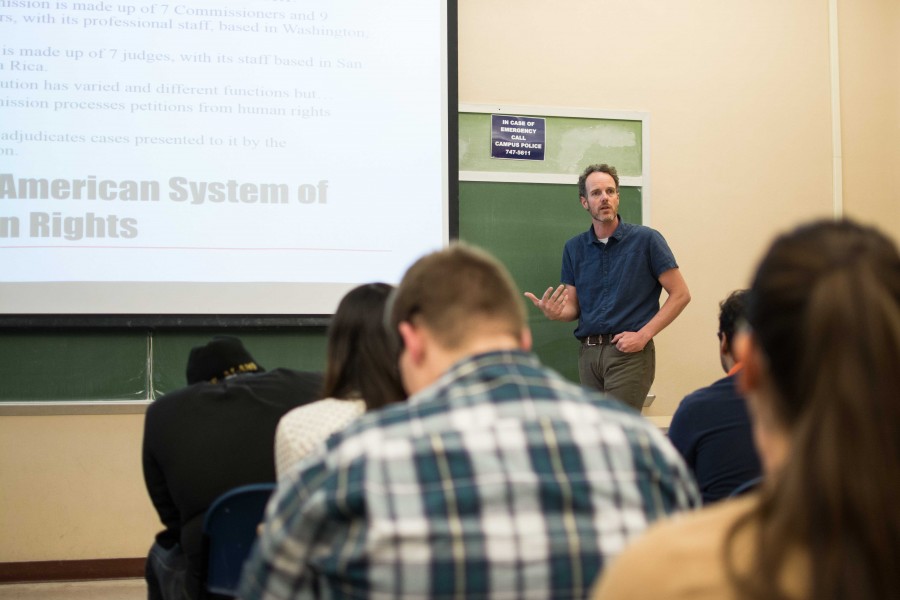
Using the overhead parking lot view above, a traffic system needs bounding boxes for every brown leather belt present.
[579,334,615,346]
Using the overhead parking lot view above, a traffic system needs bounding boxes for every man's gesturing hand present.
[524,284,568,321]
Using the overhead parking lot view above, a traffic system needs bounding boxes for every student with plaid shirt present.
[239,244,699,600]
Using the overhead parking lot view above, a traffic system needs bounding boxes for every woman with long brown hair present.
[274,283,405,478]
[593,219,900,599]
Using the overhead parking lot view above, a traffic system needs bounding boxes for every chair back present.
[203,482,276,597]
[730,475,763,498]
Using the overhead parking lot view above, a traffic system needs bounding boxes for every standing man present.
[525,163,690,412]
[668,290,761,503]
[238,244,699,600]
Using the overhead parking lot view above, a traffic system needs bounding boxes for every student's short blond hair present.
[390,243,526,349]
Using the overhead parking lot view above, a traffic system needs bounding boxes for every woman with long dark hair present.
[275,282,405,477]
[593,219,900,599]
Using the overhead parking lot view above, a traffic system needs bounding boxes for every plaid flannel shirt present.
[239,350,699,599]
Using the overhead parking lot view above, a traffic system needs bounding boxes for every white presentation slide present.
[0,0,451,316]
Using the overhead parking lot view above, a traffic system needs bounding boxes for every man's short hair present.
[390,243,526,349]
[578,163,619,198]
[718,289,748,347]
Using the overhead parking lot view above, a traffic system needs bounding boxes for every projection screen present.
[0,0,457,324]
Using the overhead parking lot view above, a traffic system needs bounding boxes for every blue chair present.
[730,475,763,498]
[203,483,276,597]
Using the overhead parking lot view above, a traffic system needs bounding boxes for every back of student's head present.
[390,243,526,349]
[747,219,900,427]
[322,282,405,410]
[718,289,748,349]
[731,219,900,600]
[185,336,264,384]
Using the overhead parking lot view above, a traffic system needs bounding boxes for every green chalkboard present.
[0,179,636,407]
[0,328,327,407]
[0,331,149,401]
[459,181,642,382]
[0,183,639,406]
[149,330,327,397]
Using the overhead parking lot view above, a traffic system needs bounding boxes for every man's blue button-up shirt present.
[561,217,678,338]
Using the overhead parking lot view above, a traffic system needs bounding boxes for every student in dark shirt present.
[668,290,761,503]
[142,336,322,600]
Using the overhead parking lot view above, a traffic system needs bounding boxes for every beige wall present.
[2,0,896,562]
[0,414,159,561]
[838,0,900,240]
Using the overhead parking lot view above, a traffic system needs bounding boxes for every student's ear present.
[519,327,533,352]
[719,333,730,358]
[398,321,425,364]
[737,334,763,395]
